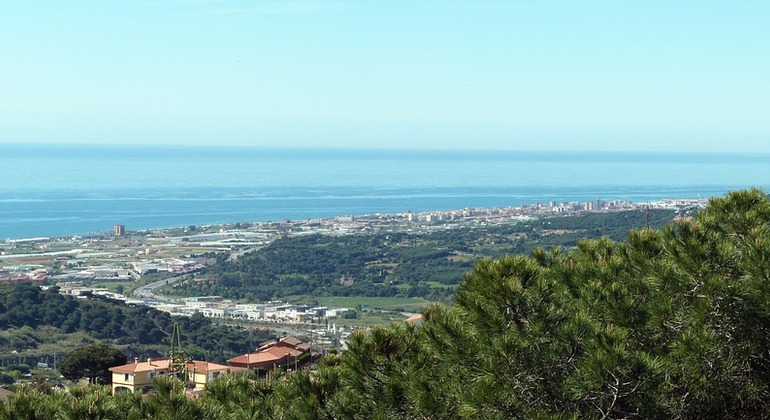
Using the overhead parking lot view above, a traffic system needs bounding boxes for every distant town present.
[1,196,706,334]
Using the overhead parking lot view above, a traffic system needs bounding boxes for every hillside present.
[166,209,675,302]
[0,284,271,369]
[3,189,769,418]
[0,208,673,377]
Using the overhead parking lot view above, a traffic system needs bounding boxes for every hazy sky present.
[1,1,768,152]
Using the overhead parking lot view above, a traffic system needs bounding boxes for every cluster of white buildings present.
[152,297,331,323]
[131,258,205,275]
[548,199,636,214]
[50,262,133,281]
[52,282,129,301]
[403,207,509,223]
[651,198,708,209]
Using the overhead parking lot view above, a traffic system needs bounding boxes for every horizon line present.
[1,141,768,157]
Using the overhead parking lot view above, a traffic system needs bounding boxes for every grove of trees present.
[58,343,126,385]
[3,189,769,418]
[170,209,674,302]
[0,284,273,367]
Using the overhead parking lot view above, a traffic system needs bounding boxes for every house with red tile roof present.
[109,357,230,394]
[228,336,311,372]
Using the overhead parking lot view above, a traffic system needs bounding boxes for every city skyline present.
[2,1,769,153]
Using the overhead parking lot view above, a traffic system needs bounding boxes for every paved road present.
[132,274,186,302]
[227,242,272,262]
[133,239,273,301]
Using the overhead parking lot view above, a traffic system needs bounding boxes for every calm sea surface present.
[2,144,770,239]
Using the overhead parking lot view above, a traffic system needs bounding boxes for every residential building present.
[109,357,230,394]
[228,336,311,373]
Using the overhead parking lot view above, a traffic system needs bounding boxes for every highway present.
[132,274,186,303]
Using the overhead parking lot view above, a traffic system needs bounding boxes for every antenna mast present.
[169,323,192,385]
[645,204,650,230]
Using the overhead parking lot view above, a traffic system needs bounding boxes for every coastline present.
[1,195,707,244]
[3,145,768,240]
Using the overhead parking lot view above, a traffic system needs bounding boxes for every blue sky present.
[1,0,768,152]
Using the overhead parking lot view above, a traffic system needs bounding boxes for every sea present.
[2,143,770,240]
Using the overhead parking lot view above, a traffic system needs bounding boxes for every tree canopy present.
[174,209,674,301]
[58,343,126,385]
[0,283,272,367]
[2,189,769,419]
[381,188,770,418]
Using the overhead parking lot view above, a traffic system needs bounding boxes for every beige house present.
[228,336,311,372]
[109,357,230,394]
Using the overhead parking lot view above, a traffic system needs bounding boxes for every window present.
[124,373,130,381]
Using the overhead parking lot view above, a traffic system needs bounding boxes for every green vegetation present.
[3,190,767,418]
[313,296,431,311]
[86,281,131,295]
[165,209,674,302]
[0,285,273,368]
[58,343,126,385]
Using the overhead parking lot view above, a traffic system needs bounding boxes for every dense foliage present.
[0,285,272,366]
[172,209,674,301]
[58,343,126,384]
[3,190,765,418]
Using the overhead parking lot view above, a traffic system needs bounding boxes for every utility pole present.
[169,323,192,390]
[645,204,650,230]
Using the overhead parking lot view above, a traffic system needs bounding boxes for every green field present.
[89,281,133,293]
[424,281,458,290]
[313,296,433,311]
[331,311,412,328]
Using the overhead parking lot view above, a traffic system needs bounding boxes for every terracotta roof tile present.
[109,358,171,374]
[227,337,310,367]
[109,358,228,374]
[185,361,229,372]
[280,336,302,346]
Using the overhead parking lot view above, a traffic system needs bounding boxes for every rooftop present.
[109,357,229,374]
[228,336,311,366]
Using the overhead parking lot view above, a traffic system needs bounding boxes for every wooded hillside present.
[3,190,768,419]
[0,285,270,366]
[169,209,674,302]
